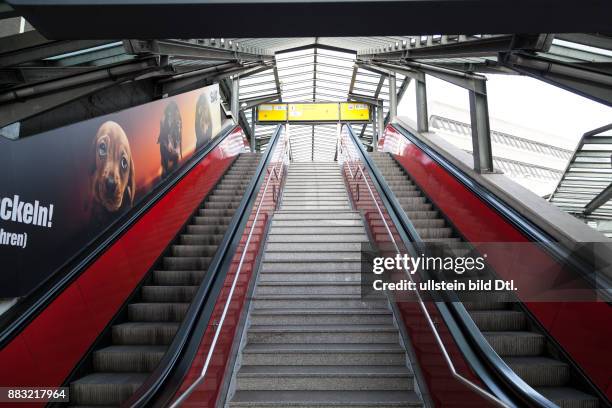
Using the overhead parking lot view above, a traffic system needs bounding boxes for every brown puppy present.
[89,121,135,217]
[195,93,213,149]
[158,101,182,178]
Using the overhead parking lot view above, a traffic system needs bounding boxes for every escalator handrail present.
[344,124,557,408]
[0,123,240,350]
[169,127,290,407]
[125,125,284,408]
[392,121,611,303]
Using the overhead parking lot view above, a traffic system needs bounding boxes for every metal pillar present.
[468,84,494,173]
[231,76,240,121]
[415,77,429,133]
[251,107,256,152]
[388,72,397,120]
[376,102,384,148]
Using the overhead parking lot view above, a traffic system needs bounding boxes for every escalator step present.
[535,387,599,408]
[70,372,148,406]
[469,310,526,331]
[112,322,179,345]
[162,256,211,270]
[127,302,189,322]
[171,244,219,257]
[93,345,167,372]
[153,269,207,285]
[483,331,545,356]
[179,233,223,245]
[504,356,571,387]
[141,285,198,302]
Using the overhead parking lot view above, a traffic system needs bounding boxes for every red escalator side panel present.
[381,124,612,398]
[0,127,248,403]
[172,131,288,407]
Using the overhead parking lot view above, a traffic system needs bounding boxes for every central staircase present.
[227,162,424,408]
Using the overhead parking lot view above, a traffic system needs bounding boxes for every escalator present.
[369,151,599,408]
[69,153,262,406]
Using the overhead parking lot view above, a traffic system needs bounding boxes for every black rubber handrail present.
[393,121,612,303]
[345,124,556,408]
[125,125,284,408]
[0,123,239,349]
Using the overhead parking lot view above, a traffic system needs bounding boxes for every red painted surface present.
[0,127,249,406]
[339,128,495,407]
[170,129,289,407]
[380,124,612,399]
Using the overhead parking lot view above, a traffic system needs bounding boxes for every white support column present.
[415,76,429,133]
[231,76,240,121]
[389,72,397,120]
[469,84,493,173]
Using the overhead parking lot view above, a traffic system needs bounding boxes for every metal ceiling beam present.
[124,39,273,63]
[0,32,113,67]
[272,66,282,102]
[500,52,612,107]
[556,34,612,52]
[0,65,94,86]
[358,34,553,59]
[239,93,281,110]
[0,57,161,129]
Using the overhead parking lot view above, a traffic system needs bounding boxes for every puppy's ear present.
[126,156,136,207]
[85,135,98,211]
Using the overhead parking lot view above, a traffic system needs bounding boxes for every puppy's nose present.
[105,177,117,193]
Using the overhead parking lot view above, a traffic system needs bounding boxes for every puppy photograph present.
[158,101,183,178]
[88,121,135,222]
[195,92,213,148]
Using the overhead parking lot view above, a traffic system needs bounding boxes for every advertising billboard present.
[0,84,228,298]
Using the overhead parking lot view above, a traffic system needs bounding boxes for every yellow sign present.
[288,103,339,121]
[340,103,370,121]
[257,104,287,122]
[257,102,370,122]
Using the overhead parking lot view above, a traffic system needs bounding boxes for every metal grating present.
[549,124,612,218]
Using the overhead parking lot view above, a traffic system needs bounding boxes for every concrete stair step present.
[255,281,363,295]
[141,285,198,302]
[260,261,362,273]
[273,212,361,220]
[504,356,570,387]
[250,308,393,325]
[93,345,166,372]
[229,390,422,407]
[281,205,352,211]
[269,226,363,235]
[241,343,406,366]
[258,272,361,282]
[263,252,361,262]
[267,234,368,243]
[70,373,148,406]
[266,242,364,252]
[235,365,414,391]
[272,219,363,227]
[112,322,179,345]
[247,324,398,344]
[252,295,386,309]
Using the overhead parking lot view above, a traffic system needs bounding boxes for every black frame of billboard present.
[0,122,239,348]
